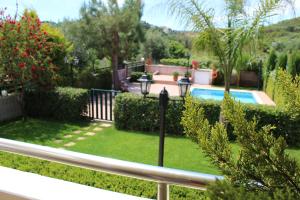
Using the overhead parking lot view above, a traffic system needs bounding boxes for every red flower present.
[21,51,29,58]
[31,65,37,71]
[43,31,48,35]
[18,62,26,68]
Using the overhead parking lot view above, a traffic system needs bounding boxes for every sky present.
[1,0,300,30]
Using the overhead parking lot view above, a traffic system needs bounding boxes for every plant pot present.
[173,76,178,81]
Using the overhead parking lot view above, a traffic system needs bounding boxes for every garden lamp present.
[138,72,152,97]
[178,76,191,98]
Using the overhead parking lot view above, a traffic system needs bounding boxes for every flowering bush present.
[0,9,61,90]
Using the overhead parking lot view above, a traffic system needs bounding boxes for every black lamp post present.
[137,72,152,98]
[185,52,191,76]
[178,77,191,101]
[138,72,190,200]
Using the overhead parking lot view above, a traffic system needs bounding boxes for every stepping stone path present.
[85,132,96,136]
[100,123,112,128]
[63,135,73,139]
[73,130,82,134]
[93,127,103,131]
[76,137,86,141]
[64,142,76,147]
[54,140,63,144]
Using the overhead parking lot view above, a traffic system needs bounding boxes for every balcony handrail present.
[0,138,222,190]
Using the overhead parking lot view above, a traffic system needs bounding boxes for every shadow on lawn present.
[0,118,91,144]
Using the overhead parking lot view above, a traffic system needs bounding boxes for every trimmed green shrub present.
[276,52,288,69]
[25,87,89,120]
[77,68,112,89]
[115,93,300,145]
[266,49,277,72]
[114,93,184,135]
[0,152,204,200]
[160,58,189,67]
[265,70,276,100]
[130,72,152,82]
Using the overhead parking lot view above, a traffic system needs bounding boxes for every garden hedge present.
[25,87,89,121]
[130,72,153,82]
[114,93,184,135]
[160,58,190,67]
[115,93,300,146]
[0,152,204,200]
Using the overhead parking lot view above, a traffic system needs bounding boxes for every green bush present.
[287,51,300,77]
[25,87,89,120]
[115,93,300,145]
[130,72,152,82]
[0,152,204,200]
[266,49,277,72]
[77,68,112,89]
[276,52,288,70]
[168,40,187,58]
[114,93,184,135]
[160,58,189,67]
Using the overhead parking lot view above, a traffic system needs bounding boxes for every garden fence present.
[88,89,121,121]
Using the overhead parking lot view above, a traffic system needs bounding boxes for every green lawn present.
[0,118,218,174]
[69,127,218,174]
[0,118,299,175]
[0,118,300,199]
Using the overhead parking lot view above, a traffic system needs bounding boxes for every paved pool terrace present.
[128,83,275,106]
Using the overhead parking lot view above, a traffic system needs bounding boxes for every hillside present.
[260,17,300,52]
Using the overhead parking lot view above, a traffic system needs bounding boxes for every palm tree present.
[166,0,294,92]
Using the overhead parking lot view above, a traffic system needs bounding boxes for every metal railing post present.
[158,183,169,200]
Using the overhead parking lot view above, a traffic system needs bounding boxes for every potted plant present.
[192,60,199,70]
[184,71,192,78]
[173,71,179,81]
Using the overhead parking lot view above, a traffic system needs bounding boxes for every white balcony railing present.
[0,138,223,200]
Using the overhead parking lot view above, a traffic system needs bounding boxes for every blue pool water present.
[191,88,257,104]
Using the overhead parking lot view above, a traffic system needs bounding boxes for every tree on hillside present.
[167,0,294,92]
[80,0,144,90]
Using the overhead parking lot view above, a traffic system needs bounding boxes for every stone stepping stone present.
[85,132,96,136]
[83,127,89,130]
[91,123,99,126]
[54,140,63,144]
[64,142,76,147]
[100,123,112,128]
[76,137,86,141]
[73,130,82,134]
[63,135,73,139]
[93,127,103,132]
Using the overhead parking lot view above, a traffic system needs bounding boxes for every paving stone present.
[54,140,63,144]
[73,130,82,134]
[76,137,86,141]
[64,142,76,147]
[63,135,73,139]
[93,127,103,132]
[85,132,96,136]
[100,123,112,128]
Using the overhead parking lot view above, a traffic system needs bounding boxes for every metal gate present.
[88,89,120,121]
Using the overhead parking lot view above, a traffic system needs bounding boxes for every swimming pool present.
[191,88,258,104]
